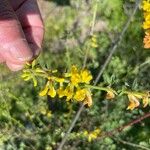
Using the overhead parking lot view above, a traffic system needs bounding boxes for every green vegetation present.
[0,0,150,149]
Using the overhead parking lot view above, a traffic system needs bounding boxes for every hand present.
[0,0,44,71]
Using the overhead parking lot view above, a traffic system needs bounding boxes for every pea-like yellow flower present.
[80,70,93,84]
[142,0,150,12]
[91,35,98,48]
[39,85,49,96]
[71,73,81,86]
[64,85,74,101]
[143,21,150,29]
[48,86,56,98]
[69,65,81,86]
[57,87,66,98]
[74,89,87,101]
[39,81,56,98]
[83,128,101,142]
[127,94,140,110]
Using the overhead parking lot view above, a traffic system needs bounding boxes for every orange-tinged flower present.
[106,88,117,100]
[127,94,140,110]
[144,32,150,48]
[83,90,93,107]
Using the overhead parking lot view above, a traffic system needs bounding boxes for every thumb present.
[0,0,33,71]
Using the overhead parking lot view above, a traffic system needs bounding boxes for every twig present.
[57,104,84,150]
[114,138,150,150]
[97,111,150,140]
[94,0,141,84]
[83,0,99,69]
[57,1,141,149]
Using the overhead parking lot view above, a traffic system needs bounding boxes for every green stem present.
[85,85,109,91]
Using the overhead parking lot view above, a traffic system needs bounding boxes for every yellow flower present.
[70,65,81,86]
[64,85,74,101]
[127,94,140,110]
[91,42,98,48]
[71,73,81,86]
[39,84,49,96]
[142,0,150,12]
[57,87,65,98]
[91,35,98,48]
[39,81,56,98]
[80,70,93,84]
[86,129,101,142]
[48,86,56,98]
[74,89,87,101]
[143,20,150,29]
[71,65,78,74]
[47,111,52,118]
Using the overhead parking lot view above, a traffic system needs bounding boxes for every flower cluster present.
[21,60,150,110]
[21,60,93,107]
[125,91,150,110]
[90,35,98,48]
[83,128,101,142]
[142,0,150,48]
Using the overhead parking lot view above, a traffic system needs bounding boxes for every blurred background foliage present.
[0,0,150,149]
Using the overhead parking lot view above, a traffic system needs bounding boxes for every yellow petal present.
[80,70,93,84]
[64,86,74,101]
[39,86,49,96]
[48,87,56,98]
[71,73,81,86]
[127,94,140,110]
[54,77,65,83]
[74,89,87,101]
[57,88,65,98]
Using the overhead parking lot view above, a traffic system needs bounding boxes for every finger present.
[11,0,44,56]
[0,0,33,70]
[6,61,25,71]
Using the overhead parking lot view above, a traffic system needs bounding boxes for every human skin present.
[0,0,44,71]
